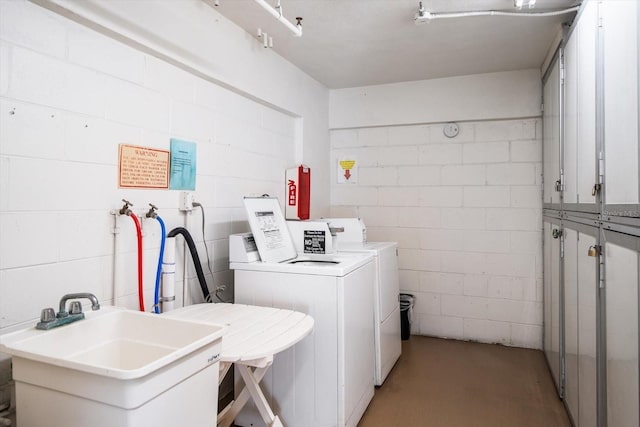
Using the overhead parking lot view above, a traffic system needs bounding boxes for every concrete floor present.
[358,336,572,427]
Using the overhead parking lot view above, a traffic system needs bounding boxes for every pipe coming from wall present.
[252,0,302,37]
[415,4,580,23]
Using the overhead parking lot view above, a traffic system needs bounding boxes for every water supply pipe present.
[119,199,144,312]
[182,212,191,306]
[252,0,302,37]
[162,237,176,312]
[414,5,580,22]
[146,204,166,314]
[111,212,120,306]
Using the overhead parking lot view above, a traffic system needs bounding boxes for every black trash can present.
[399,293,415,340]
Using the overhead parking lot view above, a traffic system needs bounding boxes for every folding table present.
[163,303,314,427]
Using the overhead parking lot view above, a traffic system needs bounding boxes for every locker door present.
[543,60,562,205]
[577,231,597,427]
[544,220,562,392]
[605,239,639,427]
[603,0,639,206]
[564,0,598,207]
[576,1,597,206]
[564,229,578,421]
[564,34,578,205]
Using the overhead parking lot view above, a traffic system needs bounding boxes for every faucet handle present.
[69,301,83,315]
[40,308,56,323]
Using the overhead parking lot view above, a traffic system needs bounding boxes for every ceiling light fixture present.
[415,1,580,23]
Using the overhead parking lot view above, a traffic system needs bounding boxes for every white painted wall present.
[330,69,542,129]
[330,71,543,349]
[0,0,328,328]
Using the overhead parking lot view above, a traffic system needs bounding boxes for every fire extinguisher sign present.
[337,157,358,184]
[288,179,297,206]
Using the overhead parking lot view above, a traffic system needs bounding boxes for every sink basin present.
[0,306,225,379]
[0,306,226,426]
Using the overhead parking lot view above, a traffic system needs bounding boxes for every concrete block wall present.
[330,119,543,349]
[0,0,299,332]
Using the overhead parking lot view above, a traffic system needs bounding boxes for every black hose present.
[167,227,212,303]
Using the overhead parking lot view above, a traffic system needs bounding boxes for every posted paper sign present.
[169,138,197,190]
[337,157,358,184]
[303,230,326,254]
[118,144,170,189]
[255,211,285,250]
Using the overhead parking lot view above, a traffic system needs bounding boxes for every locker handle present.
[552,229,562,239]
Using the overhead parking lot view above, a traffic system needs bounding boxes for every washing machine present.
[229,197,375,427]
[289,218,402,386]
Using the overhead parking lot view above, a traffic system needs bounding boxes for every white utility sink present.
[0,306,226,427]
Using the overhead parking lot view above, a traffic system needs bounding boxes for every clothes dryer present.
[315,218,402,386]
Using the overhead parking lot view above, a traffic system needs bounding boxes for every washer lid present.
[243,196,297,263]
[231,252,374,276]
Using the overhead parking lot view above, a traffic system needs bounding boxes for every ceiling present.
[211,0,580,89]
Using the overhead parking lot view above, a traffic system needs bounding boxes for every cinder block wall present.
[0,0,300,331]
[330,119,543,349]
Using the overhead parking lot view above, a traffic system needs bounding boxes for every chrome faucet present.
[36,293,101,330]
[58,293,100,317]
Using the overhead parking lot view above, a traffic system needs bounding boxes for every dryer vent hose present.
[167,227,212,303]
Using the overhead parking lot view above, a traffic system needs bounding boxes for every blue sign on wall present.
[169,138,197,191]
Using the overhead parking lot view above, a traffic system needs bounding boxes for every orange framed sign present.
[118,144,170,189]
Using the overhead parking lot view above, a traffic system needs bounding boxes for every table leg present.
[237,364,278,426]
[219,361,232,386]
[217,364,270,427]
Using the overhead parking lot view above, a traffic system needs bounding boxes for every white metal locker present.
[544,220,562,392]
[563,0,598,207]
[563,228,578,420]
[603,0,639,206]
[605,237,639,427]
[576,232,597,427]
[564,34,578,205]
[576,1,597,205]
[543,60,562,205]
[562,225,598,427]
